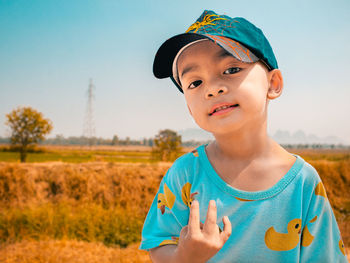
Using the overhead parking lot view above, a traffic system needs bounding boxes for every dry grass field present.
[0,145,349,262]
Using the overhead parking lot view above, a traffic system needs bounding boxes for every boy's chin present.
[197,123,243,136]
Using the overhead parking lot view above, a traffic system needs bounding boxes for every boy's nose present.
[205,83,228,98]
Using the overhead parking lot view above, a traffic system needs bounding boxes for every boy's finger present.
[203,200,217,235]
[188,200,200,234]
[220,216,232,242]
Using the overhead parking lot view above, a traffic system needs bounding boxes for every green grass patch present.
[0,151,154,163]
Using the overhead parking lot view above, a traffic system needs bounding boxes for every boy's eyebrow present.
[181,64,199,79]
[215,49,242,63]
[180,49,240,79]
[216,48,234,59]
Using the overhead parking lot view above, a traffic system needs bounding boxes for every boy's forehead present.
[181,36,233,56]
[178,41,244,72]
[180,42,239,62]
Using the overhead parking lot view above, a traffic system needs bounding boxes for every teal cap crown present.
[186,10,278,70]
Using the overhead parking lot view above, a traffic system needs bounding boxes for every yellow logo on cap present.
[186,14,227,33]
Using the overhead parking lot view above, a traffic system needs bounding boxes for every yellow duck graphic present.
[181,182,198,208]
[339,238,346,256]
[191,149,199,157]
[299,183,327,247]
[157,183,176,214]
[159,236,179,246]
[265,218,302,251]
[315,181,327,199]
[301,215,317,247]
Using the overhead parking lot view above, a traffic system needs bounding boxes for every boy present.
[139,10,348,262]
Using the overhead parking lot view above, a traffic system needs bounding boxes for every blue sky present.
[1,0,350,143]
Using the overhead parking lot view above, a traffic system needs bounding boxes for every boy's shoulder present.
[169,145,201,169]
[290,154,324,192]
[175,146,201,164]
[298,156,321,181]
[163,145,203,181]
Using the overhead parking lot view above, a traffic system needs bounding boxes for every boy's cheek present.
[187,104,192,115]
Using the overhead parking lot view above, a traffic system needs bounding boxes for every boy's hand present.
[173,199,232,263]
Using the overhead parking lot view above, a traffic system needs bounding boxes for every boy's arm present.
[139,163,187,252]
[150,245,200,263]
[300,180,348,262]
[149,245,178,263]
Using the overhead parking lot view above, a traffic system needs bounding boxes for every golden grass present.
[0,239,151,263]
[1,240,348,263]
[0,148,349,262]
[0,161,170,210]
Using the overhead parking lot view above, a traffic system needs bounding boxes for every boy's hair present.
[152,10,278,94]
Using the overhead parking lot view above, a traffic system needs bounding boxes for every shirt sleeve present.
[300,178,348,262]
[139,164,190,251]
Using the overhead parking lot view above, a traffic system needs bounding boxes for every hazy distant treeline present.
[0,135,348,149]
[0,135,211,148]
[0,135,155,146]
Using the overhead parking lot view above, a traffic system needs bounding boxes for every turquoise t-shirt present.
[139,143,348,262]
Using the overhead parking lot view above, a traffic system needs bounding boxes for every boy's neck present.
[209,122,275,163]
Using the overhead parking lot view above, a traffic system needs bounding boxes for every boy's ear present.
[267,69,283,100]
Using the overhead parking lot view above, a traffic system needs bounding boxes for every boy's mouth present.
[209,103,239,116]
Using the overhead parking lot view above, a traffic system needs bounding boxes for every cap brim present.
[153,33,209,79]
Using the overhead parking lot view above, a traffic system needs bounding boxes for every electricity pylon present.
[83,78,96,146]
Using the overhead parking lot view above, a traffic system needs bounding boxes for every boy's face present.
[177,38,282,136]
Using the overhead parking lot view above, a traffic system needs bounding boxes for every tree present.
[126,136,130,145]
[111,134,119,145]
[5,106,53,162]
[151,129,182,162]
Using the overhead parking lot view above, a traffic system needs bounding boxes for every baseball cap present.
[153,10,278,93]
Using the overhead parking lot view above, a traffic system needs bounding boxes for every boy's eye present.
[224,67,241,74]
[188,80,202,89]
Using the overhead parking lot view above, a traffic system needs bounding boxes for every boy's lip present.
[209,102,239,116]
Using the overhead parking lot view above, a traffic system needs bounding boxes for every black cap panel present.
[170,75,184,94]
[153,33,208,79]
